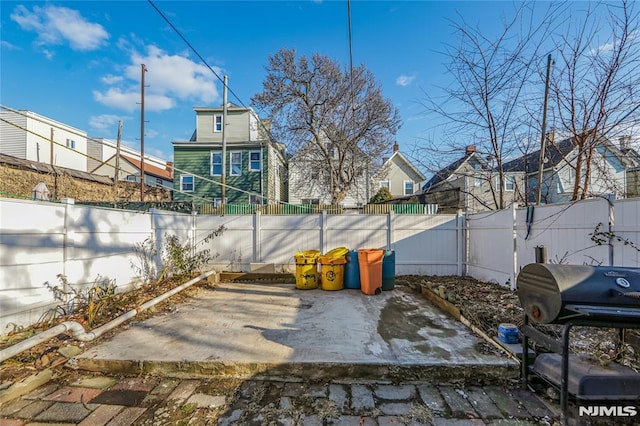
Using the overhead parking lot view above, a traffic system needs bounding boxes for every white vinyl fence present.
[0,198,462,333]
[3,195,639,333]
[467,197,640,287]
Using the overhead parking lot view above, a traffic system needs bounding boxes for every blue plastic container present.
[343,250,361,289]
[382,250,395,291]
[497,323,519,344]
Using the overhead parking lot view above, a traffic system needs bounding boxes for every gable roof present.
[92,154,173,181]
[121,155,173,180]
[423,151,488,191]
[502,137,577,173]
[383,151,426,181]
[502,135,636,173]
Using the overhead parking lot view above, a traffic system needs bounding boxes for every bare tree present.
[419,2,559,210]
[548,0,640,200]
[252,48,400,204]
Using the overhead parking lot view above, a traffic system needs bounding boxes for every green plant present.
[130,237,158,284]
[369,186,393,203]
[40,274,117,328]
[160,226,225,281]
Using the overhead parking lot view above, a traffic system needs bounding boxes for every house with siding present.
[91,153,173,189]
[422,145,525,212]
[374,143,426,198]
[287,138,372,207]
[172,103,287,205]
[1,108,88,172]
[502,133,637,204]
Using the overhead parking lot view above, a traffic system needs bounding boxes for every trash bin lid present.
[323,247,349,259]
[295,249,321,260]
[318,256,347,265]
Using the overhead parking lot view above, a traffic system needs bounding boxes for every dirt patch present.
[396,275,640,373]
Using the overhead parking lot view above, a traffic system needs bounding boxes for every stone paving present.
[0,373,560,425]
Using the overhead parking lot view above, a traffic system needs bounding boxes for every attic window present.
[214,115,223,132]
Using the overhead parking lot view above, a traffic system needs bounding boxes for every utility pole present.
[114,120,123,200]
[221,75,228,206]
[536,54,553,205]
[49,128,54,165]
[140,64,147,202]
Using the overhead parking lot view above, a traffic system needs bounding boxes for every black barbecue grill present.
[516,263,640,422]
[517,263,640,324]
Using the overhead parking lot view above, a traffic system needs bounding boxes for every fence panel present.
[66,205,153,291]
[612,198,640,267]
[325,214,388,254]
[0,199,67,330]
[195,215,254,271]
[467,208,516,286]
[514,199,609,269]
[392,214,460,275]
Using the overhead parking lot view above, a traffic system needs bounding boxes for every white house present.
[374,143,426,198]
[0,108,88,172]
[288,141,371,207]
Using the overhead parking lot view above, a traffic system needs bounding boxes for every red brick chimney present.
[166,161,173,176]
[393,142,399,152]
[465,145,476,155]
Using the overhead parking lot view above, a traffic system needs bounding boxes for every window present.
[496,175,516,191]
[505,175,516,191]
[230,151,242,176]
[404,181,414,196]
[155,178,163,187]
[473,162,482,187]
[66,139,76,149]
[126,174,137,182]
[302,198,320,205]
[249,151,261,171]
[211,151,222,176]
[249,194,262,204]
[379,181,390,189]
[180,175,194,192]
[214,115,223,132]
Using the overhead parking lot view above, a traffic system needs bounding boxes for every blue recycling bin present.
[382,250,395,291]
[343,250,361,289]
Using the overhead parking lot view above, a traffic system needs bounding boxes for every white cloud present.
[93,88,175,112]
[101,74,123,85]
[11,5,109,52]
[589,30,639,56]
[396,74,416,87]
[129,45,220,103]
[1,40,19,50]
[88,114,124,132]
[94,44,221,112]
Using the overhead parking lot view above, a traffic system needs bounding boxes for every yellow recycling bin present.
[319,247,349,291]
[294,250,321,290]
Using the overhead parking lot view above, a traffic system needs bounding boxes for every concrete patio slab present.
[74,283,517,382]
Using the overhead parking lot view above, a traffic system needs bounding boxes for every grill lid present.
[516,264,640,324]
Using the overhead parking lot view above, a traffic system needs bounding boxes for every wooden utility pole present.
[536,54,553,205]
[49,128,54,165]
[140,64,147,202]
[221,75,228,206]
[114,120,123,200]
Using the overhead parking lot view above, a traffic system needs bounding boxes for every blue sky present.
[0,1,614,173]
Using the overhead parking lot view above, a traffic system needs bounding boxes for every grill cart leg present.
[522,313,529,389]
[560,322,573,424]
